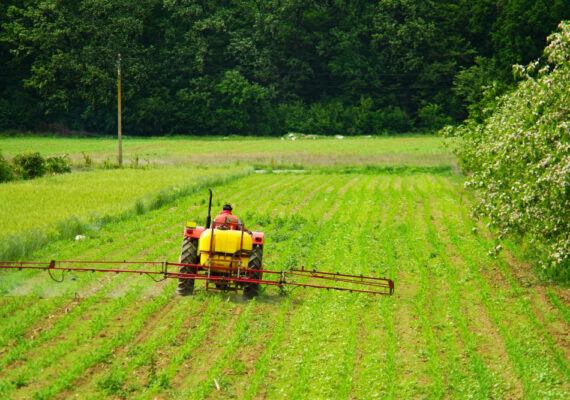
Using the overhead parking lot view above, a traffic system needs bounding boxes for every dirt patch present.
[527,292,570,361]
[393,274,433,395]
[468,302,525,399]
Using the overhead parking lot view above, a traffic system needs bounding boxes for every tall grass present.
[0,167,252,261]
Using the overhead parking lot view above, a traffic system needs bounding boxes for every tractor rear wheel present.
[244,245,262,299]
[177,237,198,296]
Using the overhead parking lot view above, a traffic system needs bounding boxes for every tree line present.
[1,0,569,136]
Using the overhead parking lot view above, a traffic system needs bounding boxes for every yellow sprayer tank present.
[198,229,252,272]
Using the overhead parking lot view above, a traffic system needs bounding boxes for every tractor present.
[176,189,265,298]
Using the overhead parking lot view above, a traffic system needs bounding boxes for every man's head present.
[223,204,233,212]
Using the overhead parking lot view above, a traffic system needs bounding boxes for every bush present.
[46,155,71,174]
[0,153,14,183]
[13,152,46,179]
[443,21,570,279]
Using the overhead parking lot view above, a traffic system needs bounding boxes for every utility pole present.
[117,53,123,167]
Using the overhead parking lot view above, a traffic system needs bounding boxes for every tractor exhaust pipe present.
[205,188,213,228]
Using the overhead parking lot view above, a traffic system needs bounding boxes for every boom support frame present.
[0,260,394,296]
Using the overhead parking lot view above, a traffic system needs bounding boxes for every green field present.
[0,137,568,399]
[0,166,248,237]
[0,135,454,167]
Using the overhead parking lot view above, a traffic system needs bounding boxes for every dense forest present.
[1,0,570,136]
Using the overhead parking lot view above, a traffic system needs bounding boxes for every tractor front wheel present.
[177,237,198,296]
[244,245,262,299]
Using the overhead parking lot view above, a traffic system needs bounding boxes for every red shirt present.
[214,210,244,230]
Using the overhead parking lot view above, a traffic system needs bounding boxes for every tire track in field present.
[257,180,371,398]
[29,289,176,399]
[526,293,570,361]
[446,224,570,398]
[166,300,251,398]
[383,177,432,398]
[130,298,226,400]
[485,250,570,379]
[350,175,396,399]
[437,176,554,277]
[401,183,452,399]
[425,176,544,398]
[386,175,474,398]
[179,301,280,400]
[240,299,290,400]
[259,292,328,399]
[330,176,387,397]
[299,190,378,399]
[320,174,391,399]
[435,175,570,347]
[255,181,357,398]
[419,179,501,398]
[4,289,154,398]
[202,302,283,400]
[434,175,570,377]
[434,179,570,399]
[0,274,127,374]
[57,287,201,398]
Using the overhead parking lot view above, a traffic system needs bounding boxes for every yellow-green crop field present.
[0,136,568,399]
[0,166,248,236]
[0,135,454,167]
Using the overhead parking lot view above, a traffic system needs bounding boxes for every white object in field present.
[335,135,344,139]
[75,235,86,241]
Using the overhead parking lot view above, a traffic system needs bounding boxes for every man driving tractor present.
[213,204,245,230]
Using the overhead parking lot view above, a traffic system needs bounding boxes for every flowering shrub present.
[443,21,570,279]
